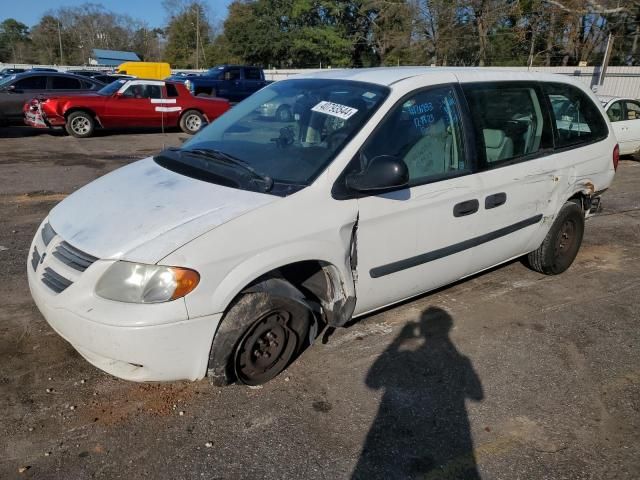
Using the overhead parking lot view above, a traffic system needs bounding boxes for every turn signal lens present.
[170,267,200,300]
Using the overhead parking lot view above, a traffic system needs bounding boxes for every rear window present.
[463,83,553,167]
[543,83,607,148]
[51,76,82,90]
[245,68,261,80]
[166,83,179,97]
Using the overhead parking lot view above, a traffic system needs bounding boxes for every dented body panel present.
[28,68,617,382]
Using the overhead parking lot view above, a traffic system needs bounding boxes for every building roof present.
[91,49,141,66]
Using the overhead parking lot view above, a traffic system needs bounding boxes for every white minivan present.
[28,68,618,385]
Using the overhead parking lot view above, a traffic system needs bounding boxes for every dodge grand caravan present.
[28,68,618,385]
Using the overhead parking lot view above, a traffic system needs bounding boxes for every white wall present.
[2,62,639,98]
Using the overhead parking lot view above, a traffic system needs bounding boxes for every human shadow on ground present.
[352,307,484,480]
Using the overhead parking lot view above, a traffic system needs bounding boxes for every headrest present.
[483,129,506,148]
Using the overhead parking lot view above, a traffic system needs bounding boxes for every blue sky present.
[1,0,233,28]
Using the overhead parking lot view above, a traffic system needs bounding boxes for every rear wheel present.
[527,201,585,275]
[208,287,312,386]
[179,109,205,134]
[65,111,95,138]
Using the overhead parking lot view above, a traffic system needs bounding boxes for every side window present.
[14,76,47,90]
[244,68,261,80]
[166,83,179,97]
[51,76,82,90]
[122,84,162,99]
[361,86,467,184]
[224,68,241,81]
[607,101,623,122]
[463,83,552,166]
[543,83,608,148]
[624,101,640,121]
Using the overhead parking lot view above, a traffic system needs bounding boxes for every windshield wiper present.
[182,148,274,192]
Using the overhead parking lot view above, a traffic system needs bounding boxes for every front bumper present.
[27,221,222,381]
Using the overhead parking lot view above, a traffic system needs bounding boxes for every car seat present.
[483,129,514,162]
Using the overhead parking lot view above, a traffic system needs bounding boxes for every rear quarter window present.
[543,83,608,149]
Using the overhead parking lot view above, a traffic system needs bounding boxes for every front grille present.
[31,246,40,272]
[41,267,72,293]
[53,241,97,272]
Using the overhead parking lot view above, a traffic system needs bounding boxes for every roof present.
[91,49,140,66]
[292,67,587,88]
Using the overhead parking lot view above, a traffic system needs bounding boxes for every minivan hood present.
[48,157,278,263]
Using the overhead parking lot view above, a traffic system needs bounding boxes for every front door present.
[353,84,482,315]
[103,81,164,128]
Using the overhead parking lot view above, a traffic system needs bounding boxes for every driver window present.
[625,101,640,121]
[361,86,467,184]
[607,102,623,122]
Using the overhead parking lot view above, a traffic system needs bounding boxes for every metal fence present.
[2,63,639,98]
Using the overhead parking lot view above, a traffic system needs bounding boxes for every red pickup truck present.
[24,78,230,137]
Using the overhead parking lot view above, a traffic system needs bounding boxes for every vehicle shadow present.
[0,126,66,138]
[352,306,483,480]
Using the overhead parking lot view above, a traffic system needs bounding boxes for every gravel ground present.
[1,126,639,480]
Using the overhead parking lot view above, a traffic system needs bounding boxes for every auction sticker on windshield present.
[311,101,358,120]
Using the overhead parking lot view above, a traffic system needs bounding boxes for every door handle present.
[453,199,479,217]
[485,192,507,209]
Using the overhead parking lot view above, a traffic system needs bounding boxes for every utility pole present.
[57,19,64,65]
[598,33,614,86]
[195,5,199,70]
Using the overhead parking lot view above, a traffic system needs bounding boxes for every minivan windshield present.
[167,78,388,195]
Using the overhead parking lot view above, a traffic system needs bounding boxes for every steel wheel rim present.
[555,218,576,257]
[71,117,90,135]
[234,310,297,385]
[185,114,202,132]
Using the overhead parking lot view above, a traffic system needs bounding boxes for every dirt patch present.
[576,244,623,271]
[81,381,205,426]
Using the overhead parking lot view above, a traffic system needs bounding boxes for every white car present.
[28,68,618,385]
[599,96,640,155]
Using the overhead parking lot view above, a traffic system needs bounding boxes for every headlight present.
[95,261,199,304]
[184,79,192,91]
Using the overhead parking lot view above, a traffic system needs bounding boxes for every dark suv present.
[0,72,104,125]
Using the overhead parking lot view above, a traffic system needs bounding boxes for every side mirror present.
[345,155,409,193]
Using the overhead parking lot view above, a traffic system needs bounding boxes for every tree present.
[0,19,31,63]
[164,1,211,68]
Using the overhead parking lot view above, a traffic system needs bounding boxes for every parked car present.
[24,78,230,137]
[0,72,104,125]
[0,67,26,78]
[599,96,640,155]
[66,69,107,78]
[27,69,617,385]
[256,93,301,122]
[168,64,270,102]
[91,74,135,84]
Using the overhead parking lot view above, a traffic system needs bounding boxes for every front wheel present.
[208,288,313,386]
[65,111,95,138]
[527,201,585,275]
[179,110,205,134]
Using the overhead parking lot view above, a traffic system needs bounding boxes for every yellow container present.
[115,62,171,80]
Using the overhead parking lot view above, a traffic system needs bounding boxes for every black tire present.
[208,285,313,386]
[65,111,95,138]
[179,109,205,134]
[275,105,292,122]
[527,201,585,275]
